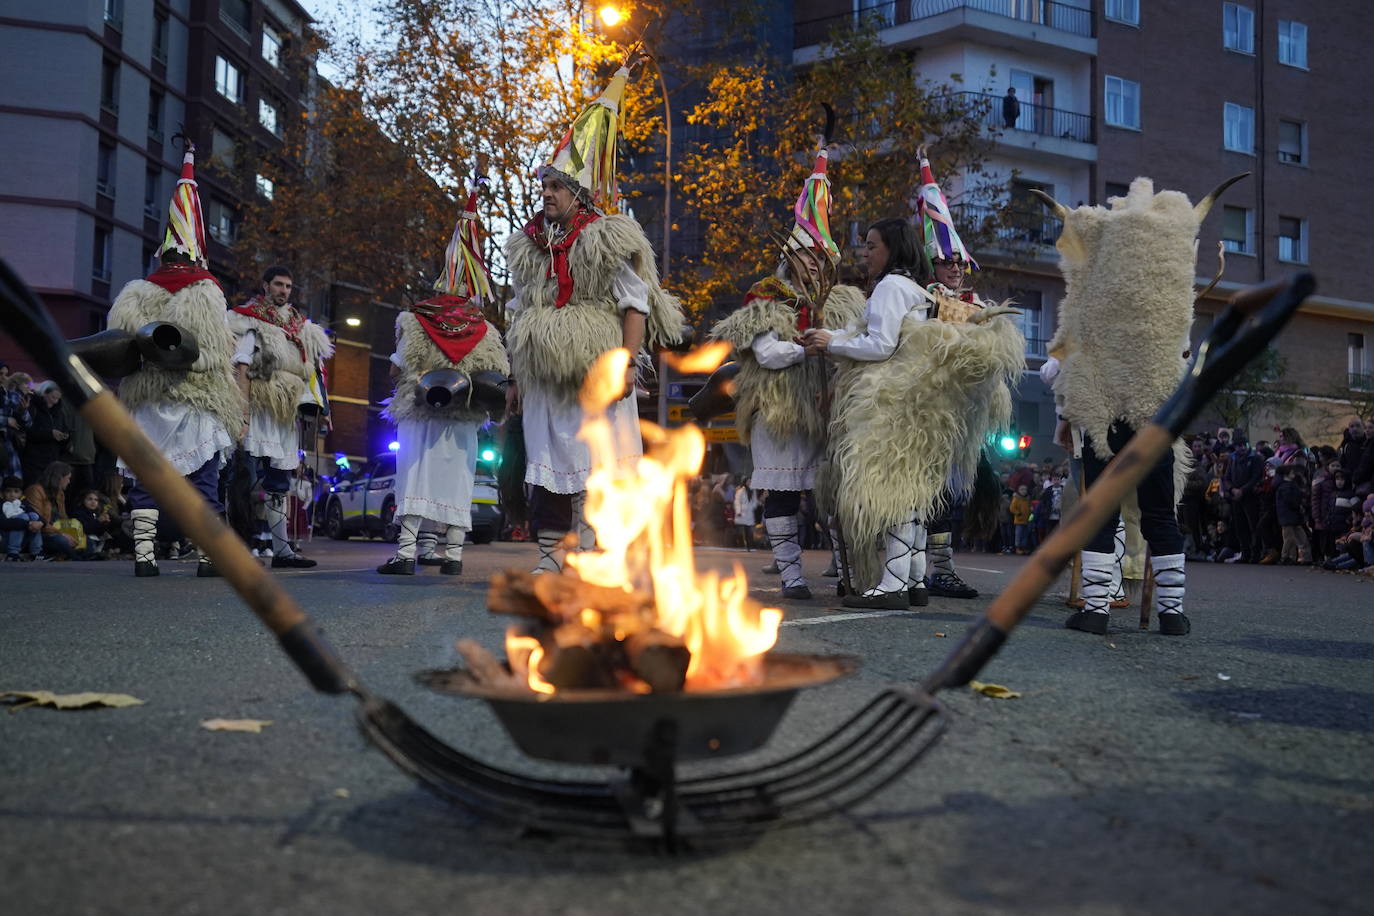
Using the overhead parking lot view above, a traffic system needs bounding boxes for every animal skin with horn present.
[1032,173,1249,460]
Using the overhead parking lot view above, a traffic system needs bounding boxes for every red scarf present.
[927,282,975,303]
[145,265,220,294]
[742,276,813,333]
[413,296,488,364]
[233,297,307,362]
[522,210,601,308]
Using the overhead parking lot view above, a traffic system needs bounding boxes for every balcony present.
[953,202,1061,257]
[942,89,1096,163]
[795,0,1096,62]
[1351,372,1374,392]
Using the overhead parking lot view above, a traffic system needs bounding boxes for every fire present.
[504,347,781,692]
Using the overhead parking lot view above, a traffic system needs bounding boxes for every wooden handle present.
[1228,277,1289,315]
[79,391,308,636]
[982,424,1174,632]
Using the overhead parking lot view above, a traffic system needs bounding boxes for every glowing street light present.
[598,4,623,27]
[344,316,361,327]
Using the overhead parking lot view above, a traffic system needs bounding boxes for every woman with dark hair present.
[21,460,78,559]
[22,381,71,485]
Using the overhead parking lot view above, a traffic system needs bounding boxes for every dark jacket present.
[1312,474,1335,530]
[1338,431,1365,478]
[1355,438,1374,495]
[1275,478,1305,527]
[1326,483,1358,535]
[72,504,109,537]
[1226,449,1264,496]
[1002,92,1021,124]
[22,401,70,482]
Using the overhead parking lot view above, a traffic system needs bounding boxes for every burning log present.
[487,570,655,631]
[454,639,524,691]
[623,629,690,693]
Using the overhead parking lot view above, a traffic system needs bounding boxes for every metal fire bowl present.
[415,652,859,766]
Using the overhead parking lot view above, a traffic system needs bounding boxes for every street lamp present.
[597,6,672,281]
[321,316,362,330]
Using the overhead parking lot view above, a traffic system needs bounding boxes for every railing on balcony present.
[1350,372,1374,392]
[946,89,1094,143]
[953,202,1062,250]
[796,0,1095,49]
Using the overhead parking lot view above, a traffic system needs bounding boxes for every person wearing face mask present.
[804,169,1023,609]
[503,66,685,574]
[708,150,864,599]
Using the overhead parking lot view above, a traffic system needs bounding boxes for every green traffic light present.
[480,448,497,462]
[999,435,1018,453]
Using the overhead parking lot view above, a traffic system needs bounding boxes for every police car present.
[321,451,502,543]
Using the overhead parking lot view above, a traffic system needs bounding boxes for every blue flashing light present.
[388,440,400,452]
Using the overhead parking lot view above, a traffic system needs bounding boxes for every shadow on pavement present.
[1177,683,1374,732]
[1228,636,1374,661]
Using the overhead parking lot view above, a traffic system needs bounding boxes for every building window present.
[1277,216,1307,263]
[152,12,168,63]
[1222,205,1253,255]
[1104,76,1140,129]
[101,59,120,113]
[1223,102,1254,154]
[97,143,116,198]
[103,0,123,29]
[215,56,244,103]
[144,167,159,218]
[1278,20,1308,68]
[1277,119,1306,165]
[256,174,275,200]
[1223,3,1254,53]
[262,26,283,68]
[148,89,164,139]
[1104,0,1138,25]
[208,200,236,243]
[221,0,252,42]
[1351,334,1373,390]
[259,98,280,136]
[1104,181,1130,201]
[93,227,113,281]
[1015,291,1046,357]
[211,127,237,168]
[143,245,157,274]
[855,0,895,29]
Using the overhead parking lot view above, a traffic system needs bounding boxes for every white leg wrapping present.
[908,522,928,587]
[415,528,439,560]
[572,492,595,551]
[1151,552,1186,616]
[395,515,422,560]
[929,531,954,576]
[266,493,293,558]
[868,519,916,596]
[1080,550,1115,615]
[764,515,805,588]
[535,529,566,573]
[1111,518,1127,601]
[132,508,158,565]
[445,526,466,561]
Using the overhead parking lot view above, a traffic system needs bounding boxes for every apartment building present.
[790,0,1374,450]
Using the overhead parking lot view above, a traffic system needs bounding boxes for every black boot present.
[1064,610,1110,635]
[196,559,221,578]
[439,559,463,576]
[841,590,907,610]
[377,557,416,576]
[1158,613,1191,636]
[271,554,317,569]
[908,583,929,607]
[134,561,159,578]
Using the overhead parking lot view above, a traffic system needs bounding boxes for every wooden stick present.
[1139,548,1155,630]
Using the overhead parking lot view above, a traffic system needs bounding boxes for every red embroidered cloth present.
[412,296,488,364]
[144,265,220,294]
[233,297,307,362]
[522,210,601,308]
[743,276,813,333]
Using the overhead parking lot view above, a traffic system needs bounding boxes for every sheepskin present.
[384,312,510,423]
[108,278,244,442]
[227,310,334,425]
[710,283,864,445]
[822,312,1025,590]
[1048,178,1201,461]
[505,214,685,400]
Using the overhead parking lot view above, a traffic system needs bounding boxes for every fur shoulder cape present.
[710,283,864,445]
[385,311,510,424]
[227,310,334,425]
[504,214,685,399]
[821,312,1026,590]
[108,278,244,442]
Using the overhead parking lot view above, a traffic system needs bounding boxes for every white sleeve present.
[389,351,404,369]
[1039,356,1060,386]
[612,260,650,314]
[828,278,917,362]
[751,330,805,370]
[232,329,256,366]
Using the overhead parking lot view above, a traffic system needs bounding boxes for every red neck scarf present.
[233,297,307,362]
[743,276,814,333]
[145,265,220,294]
[927,281,975,303]
[412,296,488,364]
[523,210,601,308]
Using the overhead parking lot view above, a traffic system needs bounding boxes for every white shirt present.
[828,273,928,362]
[507,260,650,316]
[750,330,805,369]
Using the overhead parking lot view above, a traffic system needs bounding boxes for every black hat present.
[2,476,22,491]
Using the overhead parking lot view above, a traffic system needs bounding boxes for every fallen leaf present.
[2,690,144,712]
[969,680,1022,700]
[933,632,947,638]
[333,787,351,799]
[200,718,273,733]
[1107,642,1118,649]
[1217,673,1232,681]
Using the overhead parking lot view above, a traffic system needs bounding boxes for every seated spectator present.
[1320,470,1359,570]
[3,474,44,560]
[71,489,112,560]
[22,460,78,559]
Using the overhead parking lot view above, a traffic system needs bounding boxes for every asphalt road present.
[2,539,1372,915]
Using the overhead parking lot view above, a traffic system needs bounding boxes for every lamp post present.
[598,5,671,281]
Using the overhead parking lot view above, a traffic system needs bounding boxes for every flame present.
[663,340,732,374]
[506,634,556,695]
[505,346,781,692]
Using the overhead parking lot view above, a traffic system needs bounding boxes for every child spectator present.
[1010,483,1033,555]
[71,489,111,559]
[1274,465,1311,565]
[3,474,44,560]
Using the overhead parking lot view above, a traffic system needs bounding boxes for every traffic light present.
[998,434,1018,454]
[1018,434,1032,452]
[993,430,1032,457]
[480,447,497,463]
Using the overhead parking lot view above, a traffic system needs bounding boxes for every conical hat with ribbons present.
[156,146,208,265]
[917,153,977,270]
[538,67,630,213]
[434,182,492,302]
[786,149,840,265]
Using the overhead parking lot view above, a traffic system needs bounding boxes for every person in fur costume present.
[709,151,865,599]
[1034,174,1247,636]
[503,66,685,573]
[229,264,332,569]
[108,144,244,578]
[376,184,509,577]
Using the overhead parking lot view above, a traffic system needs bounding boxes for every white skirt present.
[521,383,641,494]
[243,410,299,470]
[749,420,820,492]
[121,402,232,476]
[396,416,477,528]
